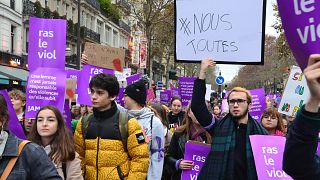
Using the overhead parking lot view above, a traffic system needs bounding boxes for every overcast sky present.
[218,0,278,83]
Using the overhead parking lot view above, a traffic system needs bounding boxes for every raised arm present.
[283,54,320,179]
[191,59,216,134]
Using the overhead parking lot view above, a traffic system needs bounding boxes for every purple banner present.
[116,87,125,107]
[0,90,26,139]
[249,88,266,120]
[171,87,181,98]
[160,90,171,105]
[62,100,72,131]
[77,64,114,105]
[67,69,80,79]
[250,135,293,179]
[277,0,320,70]
[181,141,211,180]
[25,68,67,118]
[28,17,66,71]
[179,77,196,107]
[126,73,143,85]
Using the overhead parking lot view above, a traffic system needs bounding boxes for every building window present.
[86,14,90,28]
[11,25,16,53]
[113,30,118,47]
[56,0,60,13]
[26,28,29,52]
[10,0,15,10]
[72,7,76,21]
[66,4,70,19]
[97,21,102,35]
[45,0,48,8]
[105,26,111,44]
[91,16,94,30]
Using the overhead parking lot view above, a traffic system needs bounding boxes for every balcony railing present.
[84,0,100,11]
[81,26,100,43]
[119,20,131,33]
[23,0,36,17]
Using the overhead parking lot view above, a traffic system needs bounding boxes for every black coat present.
[0,132,61,180]
[165,132,187,180]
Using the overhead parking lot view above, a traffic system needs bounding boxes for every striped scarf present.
[198,114,268,180]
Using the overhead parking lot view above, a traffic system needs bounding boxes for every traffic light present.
[169,70,177,80]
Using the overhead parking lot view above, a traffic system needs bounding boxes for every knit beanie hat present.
[124,76,148,105]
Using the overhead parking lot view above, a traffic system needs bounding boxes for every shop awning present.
[0,65,29,85]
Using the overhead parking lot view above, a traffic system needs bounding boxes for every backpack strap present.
[0,140,30,180]
[81,113,92,139]
[119,111,129,152]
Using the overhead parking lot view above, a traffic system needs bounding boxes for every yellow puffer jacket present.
[74,108,149,180]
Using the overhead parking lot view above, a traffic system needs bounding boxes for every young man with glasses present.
[191,59,268,180]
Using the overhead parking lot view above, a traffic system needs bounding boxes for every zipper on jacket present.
[117,165,124,180]
[96,136,100,180]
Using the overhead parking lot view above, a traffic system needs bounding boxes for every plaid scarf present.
[198,114,268,180]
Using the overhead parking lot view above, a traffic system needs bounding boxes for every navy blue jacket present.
[0,132,61,180]
[283,106,320,179]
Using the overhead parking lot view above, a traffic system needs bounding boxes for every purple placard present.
[250,135,293,179]
[179,77,196,107]
[77,64,114,105]
[0,90,26,139]
[277,0,320,70]
[126,73,143,85]
[116,87,125,107]
[181,141,211,180]
[67,69,80,79]
[28,17,66,71]
[221,98,229,113]
[160,90,171,105]
[25,67,67,118]
[249,88,266,120]
[62,99,72,131]
[171,87,181,98]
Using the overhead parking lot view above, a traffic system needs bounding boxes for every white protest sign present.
[205,84,212,101]
[115,68,132,82]
[175,0,266,64]
[278,66,310,116]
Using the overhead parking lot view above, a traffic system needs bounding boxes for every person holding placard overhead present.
[191,59,268,180]
[283,54,320,179]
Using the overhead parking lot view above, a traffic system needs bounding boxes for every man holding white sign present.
[283,54,320,179]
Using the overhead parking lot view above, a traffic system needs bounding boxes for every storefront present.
[0,51,28,91]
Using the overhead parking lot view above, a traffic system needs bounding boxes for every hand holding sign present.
[304,54,320,112]
[179,160,194,170]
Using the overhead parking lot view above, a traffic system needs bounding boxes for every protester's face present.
[228,92,251,120]
[87,106,93,113]
[261,114,278,131]
[171,100,182,115]
[123,95,136,109]
[24,118,35,133]
[10,96,25,112]
[37,109,58,138]
[80,105,87,116]
[213,106,221,116]
[90,87,115,111]
[287,115,295,122]
[282,119,288,134]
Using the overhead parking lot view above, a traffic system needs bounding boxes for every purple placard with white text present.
[67,69,80,79]
[181,141,211,180]
[126,73,143,85]
[116,88,125,107]
[250,135,293,180]
[28,17,66,71]
[249,88,266,120]
[171,87,181,98]
[179,77,196,107]
[160,90,171,105]
[77,64,114,105]
[277,0,320,70]
[62,99,72,131]
[25,68,67,118]
[0,90,26,139]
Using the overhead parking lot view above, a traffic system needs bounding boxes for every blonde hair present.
[227,87,252,104]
